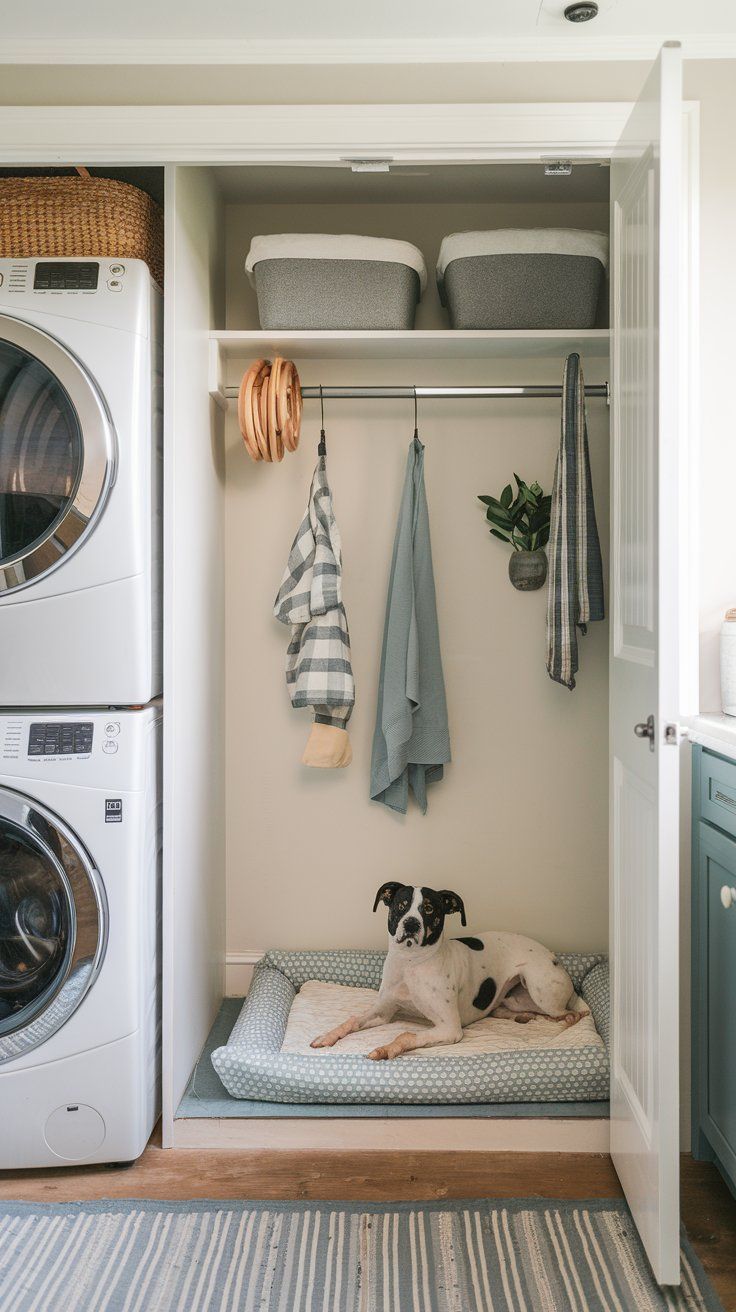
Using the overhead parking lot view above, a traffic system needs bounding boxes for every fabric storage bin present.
[245,234,427,330]
[436,229,608,330]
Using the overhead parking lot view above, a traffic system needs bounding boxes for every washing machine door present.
[0,315,116,594]
[0,787,107,1063]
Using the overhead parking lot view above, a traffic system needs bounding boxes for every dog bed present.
[211,949,609,1105]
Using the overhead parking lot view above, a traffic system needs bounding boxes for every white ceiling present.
[2,0,736,60]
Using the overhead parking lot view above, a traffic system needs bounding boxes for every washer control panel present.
[33,261,99,292]
[28,721,94,757]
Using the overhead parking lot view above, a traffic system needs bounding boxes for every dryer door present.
[0,316,116,594]
[0,787,107,1063]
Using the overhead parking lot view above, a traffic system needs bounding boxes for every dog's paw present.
[563,1009,588,1027]
[310,1032,338,1049]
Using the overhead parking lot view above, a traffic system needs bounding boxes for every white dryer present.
[0,257,162,706]
[0,705,161,1168]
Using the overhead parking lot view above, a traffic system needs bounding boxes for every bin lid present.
[245,233,427,293]
[437,228,609,288]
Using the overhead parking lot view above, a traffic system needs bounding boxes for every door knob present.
[721,885,736,909]
[634,714,655,751]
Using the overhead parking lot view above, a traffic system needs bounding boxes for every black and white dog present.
[311,882,585,1061]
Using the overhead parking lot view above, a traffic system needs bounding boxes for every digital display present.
[33,262,99,291]
[28,722,94,756]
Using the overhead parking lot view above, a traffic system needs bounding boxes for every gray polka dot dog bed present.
[211,950,609,1105]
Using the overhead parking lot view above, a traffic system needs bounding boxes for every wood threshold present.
[170,1115,610,1153]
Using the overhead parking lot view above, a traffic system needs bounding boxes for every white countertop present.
[684,713,736,760]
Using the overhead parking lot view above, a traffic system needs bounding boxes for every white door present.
[609,42,684,1286]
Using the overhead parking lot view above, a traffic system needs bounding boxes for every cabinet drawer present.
[700,750,736,838]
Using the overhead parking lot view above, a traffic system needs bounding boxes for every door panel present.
[610,43,683,1285]
[0,316,115,593]
[0,787,106,1064]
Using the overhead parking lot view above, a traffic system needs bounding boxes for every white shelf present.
[211,328,609,362]
[209,329,609,407]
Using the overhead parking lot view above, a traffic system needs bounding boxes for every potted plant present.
[478,474,552,591]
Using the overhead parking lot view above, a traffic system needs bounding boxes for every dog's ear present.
[373,881,402,913]
[439,890,467,926]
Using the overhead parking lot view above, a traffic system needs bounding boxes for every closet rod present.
[224,383,610,401]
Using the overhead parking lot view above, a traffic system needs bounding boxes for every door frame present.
[0,96,700,1148]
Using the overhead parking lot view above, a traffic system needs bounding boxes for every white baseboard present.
[172,1116,610,1153]
[225,950,264,996]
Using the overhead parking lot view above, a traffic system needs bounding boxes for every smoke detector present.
[564,2,599,21]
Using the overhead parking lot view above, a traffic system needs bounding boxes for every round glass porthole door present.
[0,316,115,594]
[0,788,107,1063]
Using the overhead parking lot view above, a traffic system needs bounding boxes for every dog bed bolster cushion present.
[211,949,609,1105]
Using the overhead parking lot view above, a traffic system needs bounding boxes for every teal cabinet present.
[692,746,736,1196]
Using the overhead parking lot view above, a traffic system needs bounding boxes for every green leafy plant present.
[478,474,552,552]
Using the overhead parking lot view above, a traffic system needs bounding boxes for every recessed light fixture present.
[564,2,599,21]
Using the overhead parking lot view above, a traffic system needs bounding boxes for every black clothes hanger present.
[317,384,327,457]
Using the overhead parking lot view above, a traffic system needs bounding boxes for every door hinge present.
[664,722,690,746]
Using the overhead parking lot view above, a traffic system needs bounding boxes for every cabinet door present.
[699,822,736,1183]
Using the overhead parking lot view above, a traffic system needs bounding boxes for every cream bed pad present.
[281,980,601,1059]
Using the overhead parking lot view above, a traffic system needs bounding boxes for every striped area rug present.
[0,1198,722,1312]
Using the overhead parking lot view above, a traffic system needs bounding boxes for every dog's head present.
[372,882,466,951]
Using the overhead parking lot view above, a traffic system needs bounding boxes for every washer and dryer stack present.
[0,257,163,1168]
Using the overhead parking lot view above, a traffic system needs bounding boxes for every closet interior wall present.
[218,166,611,972]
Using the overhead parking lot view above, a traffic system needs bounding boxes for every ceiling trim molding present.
[0,101,634,164]
[1,34,736,66]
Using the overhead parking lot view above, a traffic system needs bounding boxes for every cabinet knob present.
[720,885,736,909]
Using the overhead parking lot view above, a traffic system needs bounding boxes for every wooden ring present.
[252,360,272,460]
[267,356,285,462]
[279,360,302,452]
[278,360,295,451]
[256,362,272,460]
[238,359,266,461]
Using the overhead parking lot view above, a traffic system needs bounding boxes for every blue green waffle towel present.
[370,435,451,813]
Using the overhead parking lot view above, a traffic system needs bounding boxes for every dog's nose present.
[402,917,420,936]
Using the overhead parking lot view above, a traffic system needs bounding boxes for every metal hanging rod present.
[223,382,610,401]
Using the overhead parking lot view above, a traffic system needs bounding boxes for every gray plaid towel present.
[274,455,355,741]
[546,353,604,690]
[370,435,451,813]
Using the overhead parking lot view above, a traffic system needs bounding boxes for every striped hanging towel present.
[274,454,355,767]
[546,353,604,690]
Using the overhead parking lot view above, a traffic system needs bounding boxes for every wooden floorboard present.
[0,1135,734,1307]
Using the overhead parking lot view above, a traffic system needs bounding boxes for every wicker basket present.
[0,175,164,286]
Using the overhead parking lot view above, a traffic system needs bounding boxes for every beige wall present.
[223,198,610,957]
[224,364,610,953]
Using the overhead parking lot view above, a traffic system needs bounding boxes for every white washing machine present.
[0,705,161,1168]
[0,257,162,707]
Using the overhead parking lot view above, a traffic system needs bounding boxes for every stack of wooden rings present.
[237,356,302,462]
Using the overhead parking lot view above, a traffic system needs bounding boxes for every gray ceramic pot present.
[508,549,548,591]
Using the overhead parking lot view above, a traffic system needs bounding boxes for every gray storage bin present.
[245,234,427,331]
[437,229,608,330]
